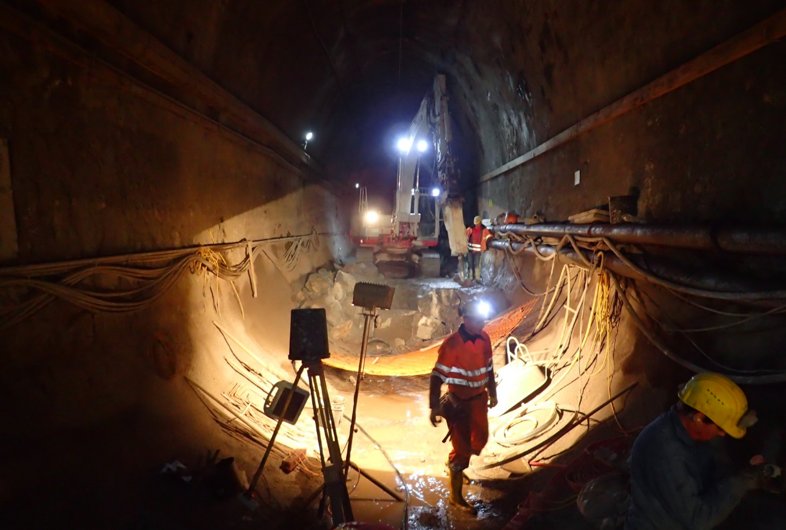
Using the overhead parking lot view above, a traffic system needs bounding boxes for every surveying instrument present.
[244,282,399,526]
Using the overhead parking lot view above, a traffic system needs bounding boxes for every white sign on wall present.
[0,138,18,261]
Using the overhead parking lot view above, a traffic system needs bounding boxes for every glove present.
[430,409,443,427]
[489,395,499,409]
[739,465,767,491]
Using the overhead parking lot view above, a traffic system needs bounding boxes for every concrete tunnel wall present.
[0,9,353,524]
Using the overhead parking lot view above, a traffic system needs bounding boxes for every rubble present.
[414,315,448,340]
[292,262,505,354]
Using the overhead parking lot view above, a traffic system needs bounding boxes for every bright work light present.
[305,132,314,141]
[416,139,428,153]
[364,210,379,224]
[431,187,441,197]
[477,301,492,318]
[396,137,412,153]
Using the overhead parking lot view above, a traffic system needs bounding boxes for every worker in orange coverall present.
[465,216,492,282]
[429,298,498,514]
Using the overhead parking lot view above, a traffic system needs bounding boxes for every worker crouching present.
[428,299,498,514]
[625,372,768,530]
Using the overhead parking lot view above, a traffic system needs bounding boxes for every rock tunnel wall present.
[474,2,786,223]
[0,10,352,524]
[473,2,786,437]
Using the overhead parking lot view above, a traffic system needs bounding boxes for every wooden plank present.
[0,138,18,261]
[480,8,786,184]
[36,0,322,176]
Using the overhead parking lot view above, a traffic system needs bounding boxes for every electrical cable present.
[609,273,786,384]
[0,231,324,330]
[602,237,786,300]
[631,285,785,375]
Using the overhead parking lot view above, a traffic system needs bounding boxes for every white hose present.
[492,401,559,446]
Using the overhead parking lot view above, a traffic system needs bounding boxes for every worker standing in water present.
[625,372,768,530]
[429,299,498,514]
[465,216,491,282]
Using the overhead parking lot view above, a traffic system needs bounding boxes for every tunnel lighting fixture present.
[416,139,428,153]
[355,183,360,189]
[396,137,412,153]
[303,131,314,150]
[431,187,441,197]
[364,210,379,224]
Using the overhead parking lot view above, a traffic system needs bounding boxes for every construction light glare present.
[477,301,492,318]
[305,132,314,141]
[396,137,412,153]
[364,210,379,224]
[355,183,360,189]
[416,139,428,152]
[431,187,441,197]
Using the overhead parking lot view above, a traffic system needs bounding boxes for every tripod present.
[245,299,401,526]
[244,359,353,524]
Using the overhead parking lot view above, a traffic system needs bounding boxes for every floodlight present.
[305,132,314,141]
[396,137,412,153]
[416,139,428,153]
[431,187,441,197]
[364,210,379,224]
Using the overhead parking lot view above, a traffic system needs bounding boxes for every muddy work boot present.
[448,467,477,515]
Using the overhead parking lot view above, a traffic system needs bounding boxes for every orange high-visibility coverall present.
[430,325,497,471]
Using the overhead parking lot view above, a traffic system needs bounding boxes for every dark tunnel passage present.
[2,1,786,529]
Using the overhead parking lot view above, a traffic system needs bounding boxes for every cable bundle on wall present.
[0,230,327,330]
[493,229,786,384]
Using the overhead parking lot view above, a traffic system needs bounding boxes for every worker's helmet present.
[678,372,754,439]
[473,215,482,225]
[459,298,493,321]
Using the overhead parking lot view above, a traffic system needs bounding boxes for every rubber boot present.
[448,468,477,515]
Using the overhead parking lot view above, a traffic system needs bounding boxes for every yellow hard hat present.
[678,372,749,438]
[473,216,482,225]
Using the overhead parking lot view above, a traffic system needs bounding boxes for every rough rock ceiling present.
[103,0,784,205]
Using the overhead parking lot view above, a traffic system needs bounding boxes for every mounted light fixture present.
[396,137,412,153]
[416,139,428,153]
[364,210,379,225]
[431,187,441,197]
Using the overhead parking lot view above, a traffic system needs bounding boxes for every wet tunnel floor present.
[323,370,520,530]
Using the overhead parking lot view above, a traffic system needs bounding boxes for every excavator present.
[353,74,468,278]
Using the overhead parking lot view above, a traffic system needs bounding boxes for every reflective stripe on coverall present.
[430,325,496,470]
[465,225,491,253]
[625,407,751,530]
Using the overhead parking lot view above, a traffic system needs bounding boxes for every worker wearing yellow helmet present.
[465,216,491,282]
[625,372,769,530]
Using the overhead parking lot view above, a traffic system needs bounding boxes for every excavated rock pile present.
[293,263,505,355]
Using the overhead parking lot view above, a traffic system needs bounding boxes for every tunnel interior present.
[2,1,786,529]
